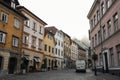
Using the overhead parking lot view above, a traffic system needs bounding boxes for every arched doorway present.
[33,57,40,71]
[21,56,29,73]
[8,57,17,74]
[0,56,3,70]
[41,58,47,71]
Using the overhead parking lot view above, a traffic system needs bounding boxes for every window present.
[90,19,93,29]
[107,20,111,36]
[0,32,6,43]
[33,22,36,31]
[113,13,118,32]
[55,48,57,55]
[61,51,63,56]
[109,48,114,66]
[58,49,60,56]
[1,12,8,23]
[95,34,97,46]
[32,37,36,47]
[11,0,16,8]
[116,45,120,65]
[106,0,111,9]
[44,44,47,51]
[52,48,54,53]
[101,3,105,16]
[39,26,42,34]
[56,39,58,45]
[102,25,106,40]
[98,30,101,44]
[12,36,19,47]
[14,18,20,29]
[23,35,29,45]
[94,15,97,25]
[58,40,60,46]
[38,40,42,49]
[48,34,52,40]
[97,10,100,21]
[25,20,30,27]
[49,46,51,52]
[92,37,94,48]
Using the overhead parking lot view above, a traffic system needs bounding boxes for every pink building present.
[87,0,120,75]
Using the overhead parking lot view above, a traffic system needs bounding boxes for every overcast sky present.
[19,0,94,40]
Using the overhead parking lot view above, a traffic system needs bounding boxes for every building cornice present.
[87,0,100,19]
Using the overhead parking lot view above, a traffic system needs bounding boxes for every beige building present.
[18,6,47,72]
[70,40,78,68]
[0,0,26,75]
[62,31,71,68]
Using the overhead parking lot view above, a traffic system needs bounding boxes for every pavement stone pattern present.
[0,69,120,80]
[87,71,120,80]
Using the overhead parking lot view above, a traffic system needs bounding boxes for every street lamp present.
[92,50,98,76]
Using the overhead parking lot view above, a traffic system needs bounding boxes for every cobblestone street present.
[1,69,120,80]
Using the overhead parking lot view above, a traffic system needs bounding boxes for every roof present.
[78,45,86,51]
[3,0,20,5]
[17,6,47,25]
[44,27,54,36]
[60,30,71,39]
[45,26,58,35]
[0,1,27,20]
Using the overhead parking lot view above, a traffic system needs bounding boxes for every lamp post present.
[92,51,98,76]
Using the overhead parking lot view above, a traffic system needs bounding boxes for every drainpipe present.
[97,0,104,73]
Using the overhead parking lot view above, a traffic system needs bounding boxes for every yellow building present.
[0,0,27,75]
[42,27,56,71]
[62,31,71,68]
[17,6,47,72]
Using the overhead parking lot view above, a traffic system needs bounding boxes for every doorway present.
[0,56,3,70]
[8,57,17,74]
[104,52,109,73]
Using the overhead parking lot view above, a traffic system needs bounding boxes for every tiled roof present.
[45,26,58,35]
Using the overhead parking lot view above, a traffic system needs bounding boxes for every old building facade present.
[45,27,65,69]
[62,32,71,69]
[54,30,64,69]
[18,6,47,72]
[43,27,55,71]
[88,0,120,75]
[70,40,78,68]
[0,0,26,75]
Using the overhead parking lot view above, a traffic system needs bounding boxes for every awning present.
[34,57,40,62]
[23,55,29,60]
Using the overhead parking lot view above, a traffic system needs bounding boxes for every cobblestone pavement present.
[1,69,120,80]
[87,72,120,80]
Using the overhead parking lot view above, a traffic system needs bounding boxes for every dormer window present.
[11,0,16,9]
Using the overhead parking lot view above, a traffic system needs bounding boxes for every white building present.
[45,27,64,69]
[18,6,47,72]
[54,30,64,69]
